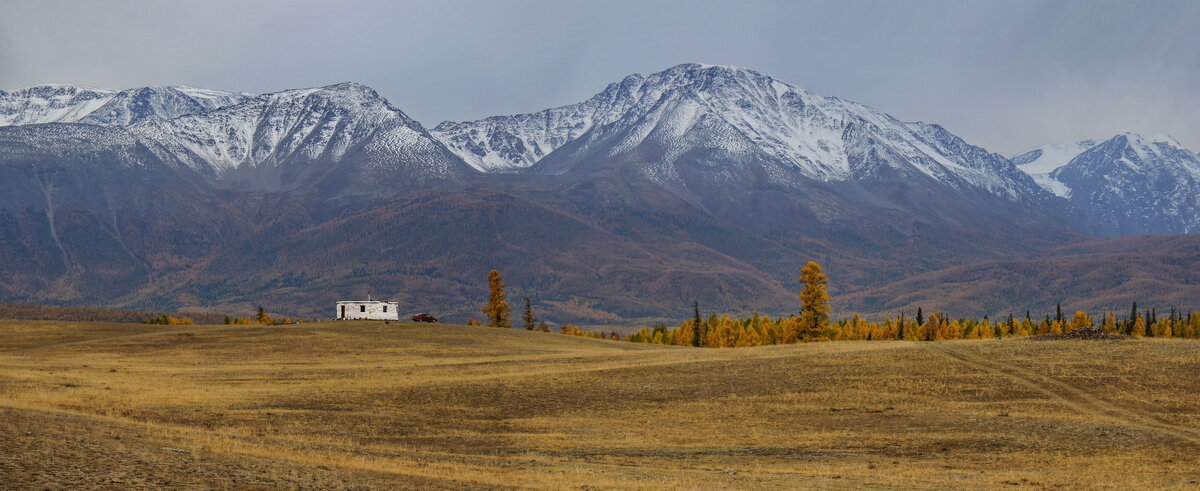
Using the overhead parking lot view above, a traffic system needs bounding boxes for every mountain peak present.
[317,81,375,93]
[1112,132,1185,152]
[263,82,393,110]
[432,62,1052,206]
[431,63,827,174]
[649,63,792,92]
[662,62,758,74]
[77,86,251,125]
[126,80,466,187]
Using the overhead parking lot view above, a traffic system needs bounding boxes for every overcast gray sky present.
[1,0,1196,154]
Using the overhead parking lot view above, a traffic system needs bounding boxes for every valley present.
[2,320,1198,488]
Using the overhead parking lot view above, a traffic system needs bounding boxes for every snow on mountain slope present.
[440,64,1050,207]
[1048,133,1200,235]
[1011,139,1099,197]
[1012,140,1100,175]
[0,85,118,125]
[434,63,1048,204]
[431,74,648,173]
[79,86,251,126]
[131,82,471,190]
[0,85,247,127]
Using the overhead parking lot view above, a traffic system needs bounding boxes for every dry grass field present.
[2,319,1199,489]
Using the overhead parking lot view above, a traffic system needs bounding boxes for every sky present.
[1,0,1197,155]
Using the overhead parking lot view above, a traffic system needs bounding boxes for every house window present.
[383,306,388,313]
[360,305,366,313]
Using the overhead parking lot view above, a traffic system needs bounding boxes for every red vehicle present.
[411,313,438,323]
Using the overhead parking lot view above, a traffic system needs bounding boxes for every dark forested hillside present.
[838,235,1200,318]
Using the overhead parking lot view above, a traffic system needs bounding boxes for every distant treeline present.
[471,264,1199,347]
[619,308,1200,346]
[0,303,228,325]
[543,262,1200,346]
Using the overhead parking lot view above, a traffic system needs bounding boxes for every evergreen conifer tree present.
[522,297,537,330]
[1130,302,1139,332]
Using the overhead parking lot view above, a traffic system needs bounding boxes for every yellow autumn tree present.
[1156,320,1173,338]
[1102,312,1117,333]
[481,269,511,328]
[978,319,995,339]
[1068,311,1093,332]
[797,261,830,340]
[1132,316,1147,337]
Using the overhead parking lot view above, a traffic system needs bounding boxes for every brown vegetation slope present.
[0,303,227,325]
[838,234,1200,318]
[2,320,1199,489]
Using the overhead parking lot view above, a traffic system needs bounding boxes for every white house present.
[336,297,400,320]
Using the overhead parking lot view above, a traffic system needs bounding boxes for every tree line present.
[476,263,1200,347]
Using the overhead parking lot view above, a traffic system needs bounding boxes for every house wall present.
[336,301,400,320]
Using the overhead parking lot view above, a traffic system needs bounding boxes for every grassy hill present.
[1,319,1199,488]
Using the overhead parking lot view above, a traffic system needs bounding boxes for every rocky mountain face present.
[0,85,118,126]
[0,85,248,127]
[435,64,1052,204]
[130,82,474,195]
[80,86,251,126]
[0,83,474,311]
[0,65,1196,320]
[1014,133,1200,236]
[442,64,1077,259]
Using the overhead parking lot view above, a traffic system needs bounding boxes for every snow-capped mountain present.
[0,85,248,126]
[434,64,1052,207]
[130,82,471,191]
[79,86,251,126]
[0,85,118,126]
[1026,133,1200,235]
[2,66,1197,320]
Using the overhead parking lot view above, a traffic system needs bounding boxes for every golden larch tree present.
[797,261,830,339]
[1068,311,1093,332]
[482,269,511,328]
[1132,316,1147,337]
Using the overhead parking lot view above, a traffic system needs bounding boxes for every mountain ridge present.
[1014,132,1200,235]
[0,84,250,127]
[0,65,1196,321]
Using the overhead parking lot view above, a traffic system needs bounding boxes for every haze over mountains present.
[0,64,1196,322]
